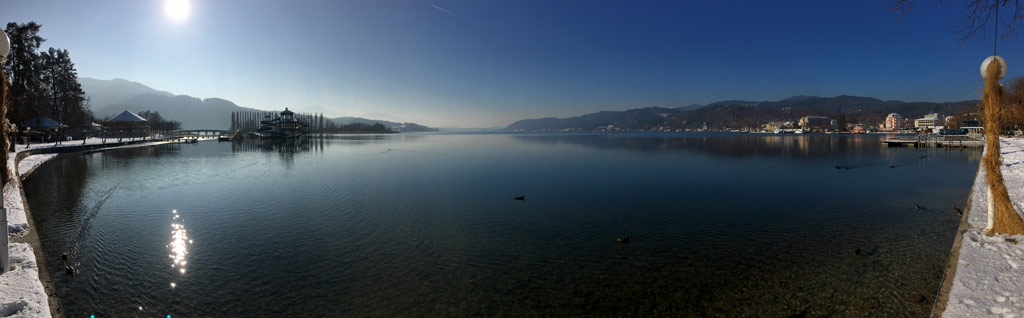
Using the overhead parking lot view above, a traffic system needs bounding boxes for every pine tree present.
[3,22,48,125]
[41,47,89,128]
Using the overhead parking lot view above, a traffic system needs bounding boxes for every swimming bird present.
[514,195,525,201]
[64,263,79,276]
[61,252,69,261]
[905,294,926,303]
[954,206,963,216]
[890,165,895,169]
[914,204,921,210]
[787,306,810,318]
[617,236,630,243]
[835,165,841,170]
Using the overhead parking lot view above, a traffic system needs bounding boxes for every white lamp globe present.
[0,28,9,61]
[981,56,1008,80]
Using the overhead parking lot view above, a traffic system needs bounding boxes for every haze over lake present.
[26,133,979,317]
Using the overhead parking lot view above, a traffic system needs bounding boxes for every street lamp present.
[1,27,11,273]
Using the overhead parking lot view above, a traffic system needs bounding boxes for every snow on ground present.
[5,153,57,235]
[17,154,57,180]
[944,137,1024,317]
[0,243,51,318]
[12,136,130,153]
[4,179,28,236]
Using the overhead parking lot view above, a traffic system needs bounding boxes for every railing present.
[883,134,983,147]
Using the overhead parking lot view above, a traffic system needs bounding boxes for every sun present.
[165,0,191,21]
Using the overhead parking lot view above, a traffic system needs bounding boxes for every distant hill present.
[329,117,439,132]
[79,77,174,106]
[507,107,684,131]
[506,95,980,131]
[674,104,704,111]
[779,95,820,102]
[81,78,438,132]
[81,78,258,130]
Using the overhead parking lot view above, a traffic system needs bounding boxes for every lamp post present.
[1,27,11,273]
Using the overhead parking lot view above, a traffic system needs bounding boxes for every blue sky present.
[4,0,1023,127]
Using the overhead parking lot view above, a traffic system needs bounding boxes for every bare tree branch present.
[892,0,1022,45]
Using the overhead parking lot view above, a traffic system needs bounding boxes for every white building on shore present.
[914,113,944,131]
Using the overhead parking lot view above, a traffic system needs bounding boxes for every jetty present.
[881,135,984,148]
[172,129,234,143]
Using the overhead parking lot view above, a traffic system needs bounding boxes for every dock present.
[882,135,984,148]
[170,129,234,143]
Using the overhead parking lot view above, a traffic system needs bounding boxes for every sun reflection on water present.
[168,209,191,281]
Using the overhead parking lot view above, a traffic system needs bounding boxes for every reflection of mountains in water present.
[317,133,425,146]
[513,133,912,159]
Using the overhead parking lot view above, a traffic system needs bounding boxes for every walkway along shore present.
[0,137,214,317]
[933,137,1024,317]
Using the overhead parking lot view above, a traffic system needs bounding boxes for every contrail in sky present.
[432,4,456,16]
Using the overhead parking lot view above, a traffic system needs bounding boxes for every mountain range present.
[506,95,980,131]
[80,78,438,131]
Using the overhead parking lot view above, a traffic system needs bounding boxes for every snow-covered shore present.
[0,243,50,318]
[16,154,57,181]
[3,153,57,235]
[943,137,1024,317]
[2,137,200,317]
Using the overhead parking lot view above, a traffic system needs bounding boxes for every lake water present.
[25,133,980,317]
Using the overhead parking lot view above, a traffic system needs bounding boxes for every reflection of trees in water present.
[228,134,427,167]
[231,137,319,153]
[26,155,91,222]
[512,134,923,160]
[35,144,185,220]
[231,134,423,152]
[98,143,183,161]
[23,155,94,286]
[231,137,324,168]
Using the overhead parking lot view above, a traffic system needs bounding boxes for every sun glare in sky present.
[164,0,191,21]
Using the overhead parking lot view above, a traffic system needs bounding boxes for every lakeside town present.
[586,112,994,135]
[757,113,983,135]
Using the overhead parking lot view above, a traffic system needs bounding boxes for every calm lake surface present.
[26,133,980,317]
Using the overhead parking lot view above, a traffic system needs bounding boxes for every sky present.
[4,0,1024,128]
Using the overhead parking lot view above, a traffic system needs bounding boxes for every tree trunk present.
[983,59,1024,235]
